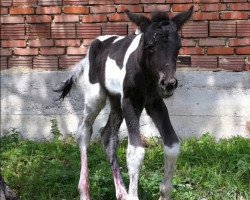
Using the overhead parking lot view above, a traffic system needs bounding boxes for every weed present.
[0,133,249,200]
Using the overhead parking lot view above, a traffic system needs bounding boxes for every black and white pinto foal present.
[55,7,193,200]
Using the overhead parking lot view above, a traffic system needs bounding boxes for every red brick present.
[0,0,12,6]
[199,38,226,46]
[77,24,101,39]
[237,21,250,37]
[63,6,89,14]
[1,25,25,39]
[166,0,192,3]
[172,4,198,12]
[140,0,165,3]
[0,7,8,15]
[1,40,26,48]
[26,24,51,39]
[54,15,79,22]
[0,57,8,70]
[33,56,59,70]
[180,47,204,55]
[1,48,12,56]
[193,12,219,21]
[90,5,115,14]
[194,0,220,2]
[114,0,139,4]
[83,39,94,46]
[10,7,34,15]
[229,38,250,46]
[82,14,107,23]
[201,3,227,11]
[117,5,143,13]
[108,13,128,22]
[230,3,250,11]
[9,57,33,68]
[63,0,88,5]
[14,48,39,56]
[210,21,236,37]
[13,0,37,6]
[88,0,114,5]
[144,5,170,12]
[51,24,76,38]
[38,0,62,6]
[55,39,81,47]
[220,12,248,20]
[219,56,245,71]
[59,55,83,69]
[40,47,65,55]
[36,6,61,14]
[236,47,250,55]
[102,24,128,36]
[182,21,208,38]
[207,47,234,55]
[67,47,88,55]
[181,39,196,47]
[192,56,218,69]
[29,39,54,47]
[221,0,247,2]
[1,16,25,24]
[26,15,52,23]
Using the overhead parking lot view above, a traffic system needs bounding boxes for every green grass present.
[1,132,249,200]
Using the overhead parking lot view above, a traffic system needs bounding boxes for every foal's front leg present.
[146,98,180,200]
[122,98,145,200]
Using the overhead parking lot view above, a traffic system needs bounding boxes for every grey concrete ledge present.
[1,67,250,141]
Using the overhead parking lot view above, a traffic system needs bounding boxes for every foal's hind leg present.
[77,84,106,200]
[102,96,127,200]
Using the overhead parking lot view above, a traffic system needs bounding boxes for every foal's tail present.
[53,57,88,100]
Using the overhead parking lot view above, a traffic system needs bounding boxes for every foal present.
[55,7,193,200]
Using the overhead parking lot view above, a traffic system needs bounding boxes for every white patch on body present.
[135,27,141,35]
[113,36,125,43]
[97,35,117,42]
[104,34,142,97]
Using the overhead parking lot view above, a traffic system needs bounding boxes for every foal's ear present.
[172,6,194,30]
[125,10,151,33]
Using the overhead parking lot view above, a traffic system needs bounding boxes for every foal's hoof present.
[116,190,127,200]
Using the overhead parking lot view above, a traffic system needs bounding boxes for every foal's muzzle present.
[158,77,178,98]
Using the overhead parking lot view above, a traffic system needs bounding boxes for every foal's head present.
[126,6,193,98]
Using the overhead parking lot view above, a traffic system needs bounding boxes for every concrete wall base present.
[1,68,250,141]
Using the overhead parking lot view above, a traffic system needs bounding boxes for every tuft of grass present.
[0,133,249,200]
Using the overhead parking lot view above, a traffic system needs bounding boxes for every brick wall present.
[1,0,250,71]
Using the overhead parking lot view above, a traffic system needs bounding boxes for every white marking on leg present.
[112,168,128,200]
[159,142,180,200]
[126,143,145,200]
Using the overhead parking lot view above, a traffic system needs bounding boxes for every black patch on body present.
[88,36,117,84]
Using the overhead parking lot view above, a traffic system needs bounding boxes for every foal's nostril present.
[166,79,178,90]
